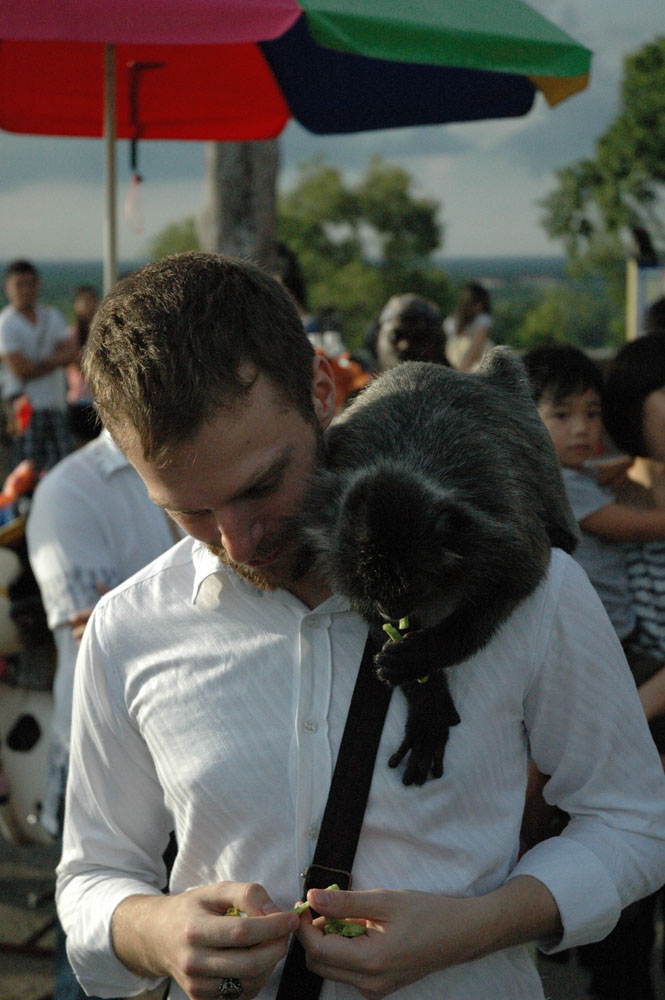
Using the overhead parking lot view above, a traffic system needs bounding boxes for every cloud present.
[492,72,619,177]
[0,176,205,261]
[280,119,474,173]
[0,132,205,193]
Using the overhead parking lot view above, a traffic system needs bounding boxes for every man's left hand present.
[298,878,562,999]
[297,886,469,999]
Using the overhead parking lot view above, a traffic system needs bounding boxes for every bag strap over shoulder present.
[276,629,390,999]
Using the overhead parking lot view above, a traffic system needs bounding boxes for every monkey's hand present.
[374,626,440,687]
[388,673,460,786]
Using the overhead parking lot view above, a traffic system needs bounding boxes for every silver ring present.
[217,978,243,998]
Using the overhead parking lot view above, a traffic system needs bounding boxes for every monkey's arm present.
[388,673,461,786]
[375,600,520,786]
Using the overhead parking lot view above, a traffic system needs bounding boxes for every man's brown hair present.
[83,252,316,462]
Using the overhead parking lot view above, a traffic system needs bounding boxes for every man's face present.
[125,368,331,595]
[537,387,603,469]
[5,271,39,313]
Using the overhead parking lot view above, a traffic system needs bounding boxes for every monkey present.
[299,347,579,786]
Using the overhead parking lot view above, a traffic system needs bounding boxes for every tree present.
[147,217,200,260]
[198,140,280,269]
[146,153,452,349]
[540,37,665,333]
[277,155,451,345]
[510,282,614,350]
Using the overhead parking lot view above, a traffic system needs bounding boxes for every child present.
[522,344,665,729]
[524,342,665,1000]
[603,330,665,660]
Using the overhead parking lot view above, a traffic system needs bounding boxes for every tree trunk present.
[198,139,280,271]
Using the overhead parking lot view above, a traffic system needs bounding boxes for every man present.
[374,292,449,371]
[26,427,183,999]
[57,253,665,1000]
[0,259,77,470]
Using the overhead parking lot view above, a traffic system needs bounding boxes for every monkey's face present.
[332,464,467,625]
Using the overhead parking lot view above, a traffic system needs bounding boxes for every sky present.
[0,1,663,264]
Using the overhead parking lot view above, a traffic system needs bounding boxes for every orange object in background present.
[13,395,33,433]
[0,460,36,509]
[317,349,372,414]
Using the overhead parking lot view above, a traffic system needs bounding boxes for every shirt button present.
[304,618,320,629]
[302,719,318,734]
[306,823,319,840]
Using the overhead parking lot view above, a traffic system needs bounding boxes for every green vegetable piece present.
[382,623,402,643]
[292,884,365,936]
[324,919,367,937]
[293,883,341,914]
[383,618,426,680]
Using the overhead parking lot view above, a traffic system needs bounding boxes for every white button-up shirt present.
[57,543,665,999]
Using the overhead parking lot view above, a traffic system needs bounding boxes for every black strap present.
[276,630,390,999]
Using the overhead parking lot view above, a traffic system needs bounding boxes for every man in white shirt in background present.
[26,428,182,1000]
[57,252,665,1000]
[0,259,77,471]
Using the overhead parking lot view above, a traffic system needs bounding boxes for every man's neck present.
[15,304,37,323]
[289,568,333,610]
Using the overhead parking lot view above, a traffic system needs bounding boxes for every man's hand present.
[51,336,79,367]
[112,882,299,1000]
[2,336,78,383]
[298,879,561,999]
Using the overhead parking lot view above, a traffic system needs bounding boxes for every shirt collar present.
[95,429,132,479]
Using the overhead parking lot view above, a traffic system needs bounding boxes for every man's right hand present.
[111,881,300,1000]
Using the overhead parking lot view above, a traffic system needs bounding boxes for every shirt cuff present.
[508,835,622,953]
[59,879,166,998]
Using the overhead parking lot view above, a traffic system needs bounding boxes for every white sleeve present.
[51,624,82,747]
[0,312,23,355]
[511,555,665,951]
[50,307,69,343]
[56,602,172,998]
[27,473,120,630]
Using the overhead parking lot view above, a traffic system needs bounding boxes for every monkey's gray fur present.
[300,347,579,786]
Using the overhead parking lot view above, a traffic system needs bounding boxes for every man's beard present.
[206,516,313,592]
[206,422,325,593]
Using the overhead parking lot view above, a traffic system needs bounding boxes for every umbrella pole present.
[103,44,118,295]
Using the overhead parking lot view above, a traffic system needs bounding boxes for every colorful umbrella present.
[1,0,592,286]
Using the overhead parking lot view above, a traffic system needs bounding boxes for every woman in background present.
[444,280,493,372]
[66,285,100,446]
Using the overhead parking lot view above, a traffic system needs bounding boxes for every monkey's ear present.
[478,346,530,402]
[433,498,513,558]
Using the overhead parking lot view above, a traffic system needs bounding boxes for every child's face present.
[537,387,603,469]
